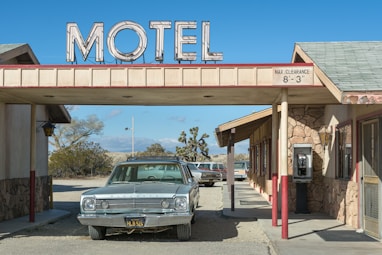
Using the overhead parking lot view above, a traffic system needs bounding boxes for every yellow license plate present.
[125,217,145,228]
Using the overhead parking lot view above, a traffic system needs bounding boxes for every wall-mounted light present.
[319,125,332,147]
[42,121,56,137]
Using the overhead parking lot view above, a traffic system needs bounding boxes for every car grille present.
[95,198,175,211]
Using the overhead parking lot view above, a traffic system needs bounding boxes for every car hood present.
[82,182,185,198]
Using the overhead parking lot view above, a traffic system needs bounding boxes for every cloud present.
[105,108,123,120]
[168,116,186,123]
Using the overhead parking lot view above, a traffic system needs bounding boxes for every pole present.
[125,116,135,157]
[271,103,279,226]
[132,116,134,157]
[280,88,288,239]
[30,104,36,222]
[227,128,235,209]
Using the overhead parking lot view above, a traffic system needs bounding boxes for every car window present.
[199,163,210,169]
[187,163,199,171]
[183,165,193,180]
[108,165,135,183]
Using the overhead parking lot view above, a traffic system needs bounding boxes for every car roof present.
[116,156,185,165]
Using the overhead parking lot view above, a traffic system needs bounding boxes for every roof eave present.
[292,44,342,103]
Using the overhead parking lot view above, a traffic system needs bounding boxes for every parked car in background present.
[186,162,222,187]
[194,162,227,180]
[234,160,250,181]
[77,156,200,241]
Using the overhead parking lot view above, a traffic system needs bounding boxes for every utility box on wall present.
[292,144,313,183]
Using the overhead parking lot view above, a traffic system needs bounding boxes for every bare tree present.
[50,114,104,150]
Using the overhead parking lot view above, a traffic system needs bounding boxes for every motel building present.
[1,38,382,240]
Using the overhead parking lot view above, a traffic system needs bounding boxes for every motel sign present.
[66,21,223,63]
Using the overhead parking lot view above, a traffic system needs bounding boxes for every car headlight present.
[161,199,170,209]
[174,197,187,211]
[82,197,96,211]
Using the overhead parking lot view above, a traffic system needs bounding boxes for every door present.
[361,119,381,238]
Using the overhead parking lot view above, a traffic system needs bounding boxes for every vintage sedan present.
[186,162,222,187]
[77,157,200,241]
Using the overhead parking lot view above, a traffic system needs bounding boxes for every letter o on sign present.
[107,21,147,62]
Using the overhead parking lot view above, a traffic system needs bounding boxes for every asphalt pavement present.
[1,180,382,255]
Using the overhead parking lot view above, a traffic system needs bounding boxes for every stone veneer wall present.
[0,176,50,222]
[322,177,358,227]
[287,106,358,228]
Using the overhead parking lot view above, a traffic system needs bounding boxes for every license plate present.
[125,217,145,228]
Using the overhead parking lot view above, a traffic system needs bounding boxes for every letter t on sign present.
[150,21,172,62]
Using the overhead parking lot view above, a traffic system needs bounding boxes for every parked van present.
[194,162,227,180]
[234,160,250,181]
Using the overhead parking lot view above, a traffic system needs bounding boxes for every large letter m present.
[66,22,104,62]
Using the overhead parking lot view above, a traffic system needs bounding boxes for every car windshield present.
[234,162,246,169]
[107,163,185,184]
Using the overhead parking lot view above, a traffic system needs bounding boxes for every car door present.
[183,165,200,207]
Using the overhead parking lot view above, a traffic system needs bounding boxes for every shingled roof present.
[0,43,70,123]
[293,41,382,104]
[0,43,39,64]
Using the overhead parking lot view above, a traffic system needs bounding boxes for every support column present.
[272,103,279,227]
[30,104,36,222]
[280,88,288,239]
[227,128,235,210]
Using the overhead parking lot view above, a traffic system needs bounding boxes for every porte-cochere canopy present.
[0,63,337,106]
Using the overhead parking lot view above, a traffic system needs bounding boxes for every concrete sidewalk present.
[222,181,382,255]
[0,209,70,239]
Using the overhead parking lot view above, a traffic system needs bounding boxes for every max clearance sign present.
[66,21,223,63]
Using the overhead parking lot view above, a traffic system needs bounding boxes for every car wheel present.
[176,222,191,241]
[88,225,106,240]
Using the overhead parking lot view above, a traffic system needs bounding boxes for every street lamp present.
[125,116,134,157]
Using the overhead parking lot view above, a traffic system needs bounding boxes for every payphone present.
[292,144,312,183]
[292,144,312,214]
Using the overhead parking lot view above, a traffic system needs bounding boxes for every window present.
[336,123,352,179]
[255,144,260,176]
[261,139,268,176]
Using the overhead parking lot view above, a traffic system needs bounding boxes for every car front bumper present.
[198,177,221,183]
[77,212,193,228]
[234,174,247,179]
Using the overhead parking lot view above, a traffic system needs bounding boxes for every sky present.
[2,0,382,154]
